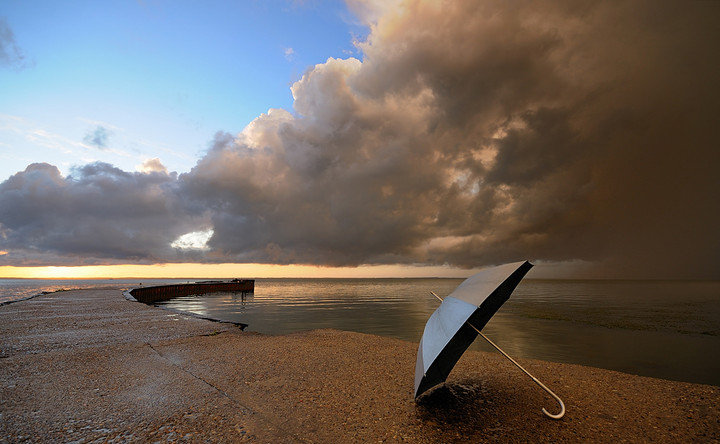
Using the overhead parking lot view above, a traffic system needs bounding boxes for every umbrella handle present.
[476,329,566,420]
[429,291,566,420]
[537,379,566,420]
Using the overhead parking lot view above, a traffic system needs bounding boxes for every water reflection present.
[155,278,720,386]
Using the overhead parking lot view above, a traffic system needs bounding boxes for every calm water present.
[2,278,719,386]
[156,278,720,386]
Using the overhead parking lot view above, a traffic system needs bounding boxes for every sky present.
[0,0,718,279]
[0,0,366,179]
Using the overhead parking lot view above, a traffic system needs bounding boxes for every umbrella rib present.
[430,291,565,420]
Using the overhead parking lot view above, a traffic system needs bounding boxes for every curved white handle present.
[535,375,566,420]
[429,291,566,420]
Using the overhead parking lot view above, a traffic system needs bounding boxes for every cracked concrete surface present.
[1,288,718,442]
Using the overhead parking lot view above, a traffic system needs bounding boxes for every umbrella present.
[414,260,565,419]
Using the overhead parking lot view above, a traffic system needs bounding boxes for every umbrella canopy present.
[414,261,533,398]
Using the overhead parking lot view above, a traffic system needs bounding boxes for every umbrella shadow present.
[414,380,501,429]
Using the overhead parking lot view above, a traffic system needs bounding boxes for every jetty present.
[128,279,254,304]
[1,287,718,442]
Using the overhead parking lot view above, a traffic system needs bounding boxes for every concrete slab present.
[1,289,718,442]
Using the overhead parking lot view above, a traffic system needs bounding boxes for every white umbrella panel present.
[414,260,565,419]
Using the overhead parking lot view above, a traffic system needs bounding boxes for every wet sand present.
[1,289,718,442]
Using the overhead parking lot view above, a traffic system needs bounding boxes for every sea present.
[2,278,719,387]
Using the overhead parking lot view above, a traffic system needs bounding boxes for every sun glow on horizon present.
[0,263,481,279]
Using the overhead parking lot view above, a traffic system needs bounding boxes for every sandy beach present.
[1,288,718,443]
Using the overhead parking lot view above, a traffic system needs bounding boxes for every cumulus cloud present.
[83,126,112,150]
[1,1,718,277]
[137,158,169,174]
[0,162,205,265]
[170,228,214,251]
[179,1,719,277]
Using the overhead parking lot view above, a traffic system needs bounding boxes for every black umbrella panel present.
[414,261,565,419]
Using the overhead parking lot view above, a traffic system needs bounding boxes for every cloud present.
[137,158,169,174]
[170,228,214,250]
[83,126,112,150]
[182,1,719,277]
[0,18,29,70]
[1,1,718,278]
[0,162,206,266]
[284,47,295,61]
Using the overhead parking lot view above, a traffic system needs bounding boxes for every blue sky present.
[0,0,367,180]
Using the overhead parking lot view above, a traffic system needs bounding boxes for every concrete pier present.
[129,280,254,304]
[1,288,718,442]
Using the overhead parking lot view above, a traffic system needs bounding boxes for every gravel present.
[1,288,718,443]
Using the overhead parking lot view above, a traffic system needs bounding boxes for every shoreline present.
[1,288,718,442]
[123,289,250,330]
[0,288,75,307]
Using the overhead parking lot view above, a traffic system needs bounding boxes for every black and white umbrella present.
[414,261,565,419]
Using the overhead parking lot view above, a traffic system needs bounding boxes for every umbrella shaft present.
[428,291,565,419]
[429,291,528,372]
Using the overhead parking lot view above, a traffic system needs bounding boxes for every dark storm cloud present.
[0,162,205,265]
[1,1,718,277]
[83,126,112,150]
[0,18,28,70]
[179,0,719,277]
